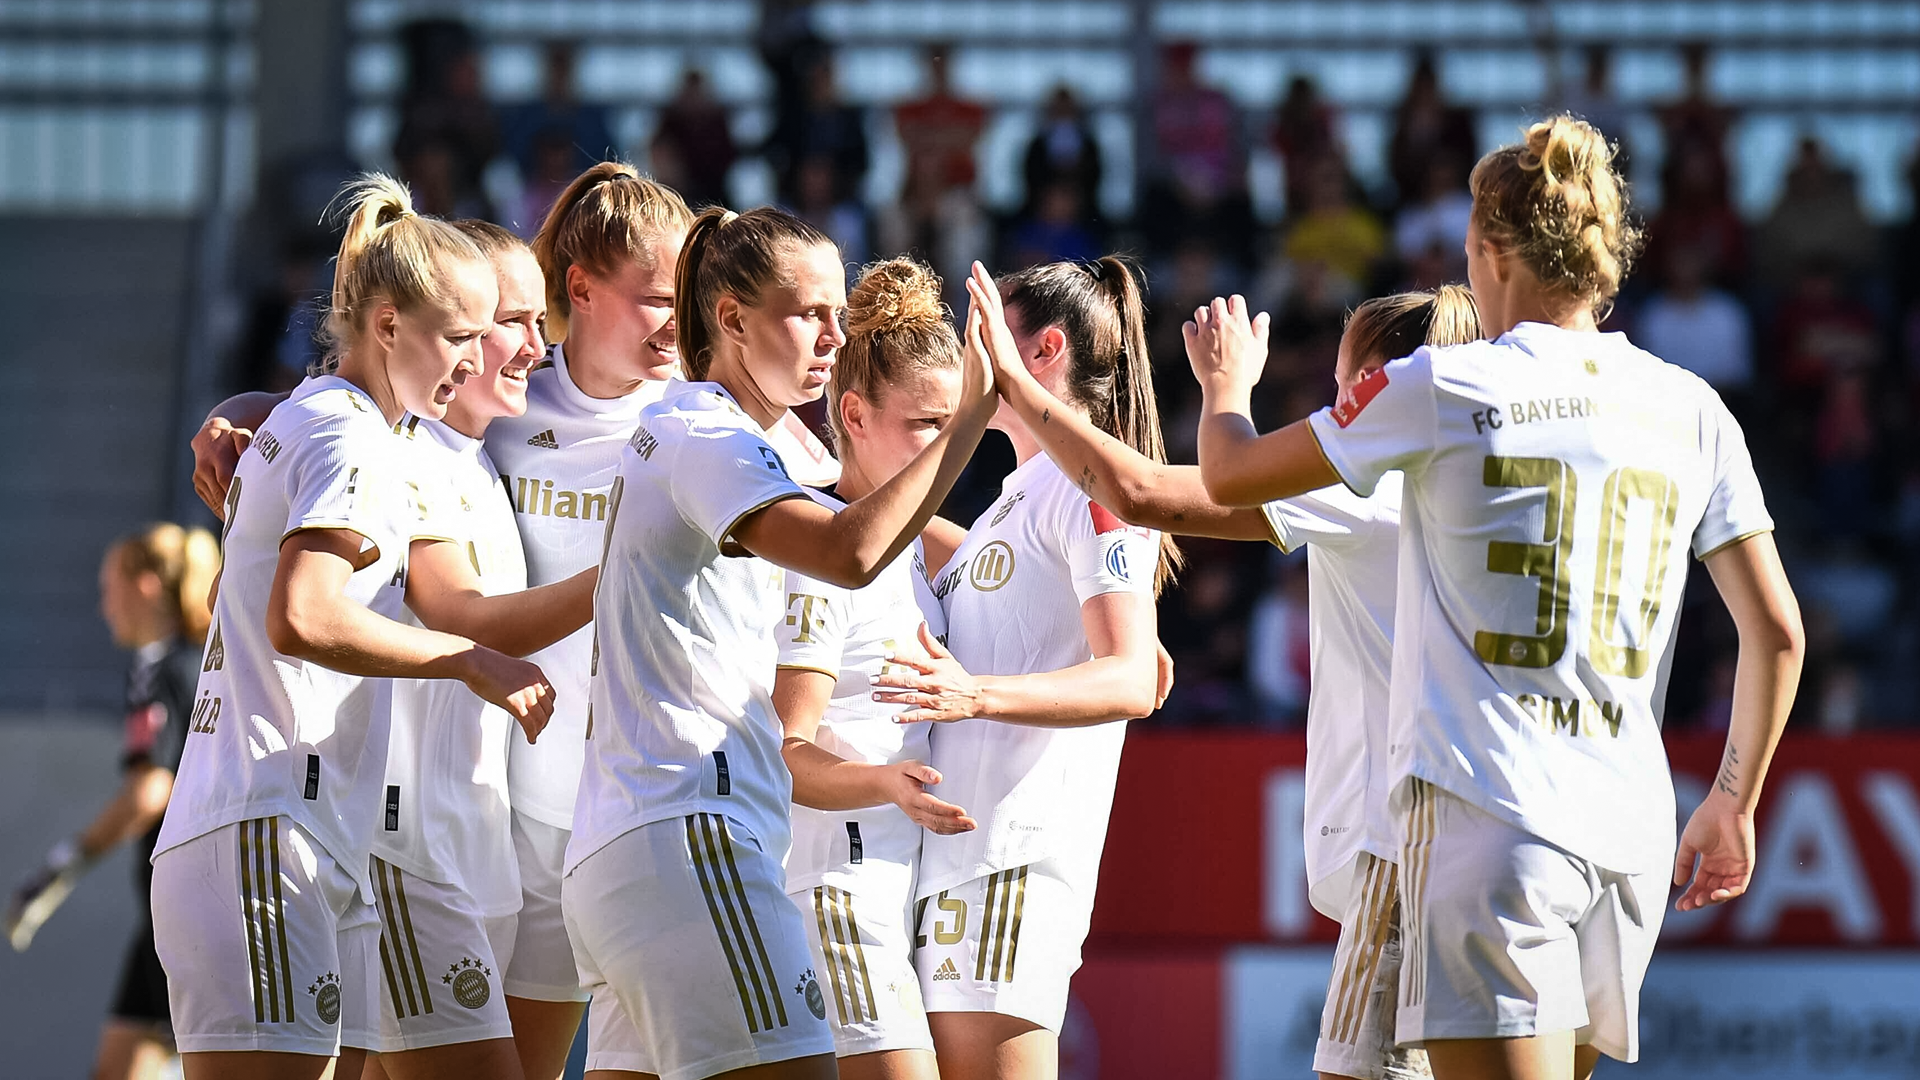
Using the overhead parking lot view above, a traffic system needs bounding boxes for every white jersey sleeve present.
[669,420,810,550]
[1262,481,1396,554]
[1064,500,1158,603]
[1305,351,1439,498]
[1692,393,1774,557]
[776,568,852,679]
[282,403,402,544]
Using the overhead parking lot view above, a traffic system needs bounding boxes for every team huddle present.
[133,113,1798,1080]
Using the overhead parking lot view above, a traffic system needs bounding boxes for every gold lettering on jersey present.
[508,476,609,522]
[1514,694,1625,738]
[190,692,221,735]
[202,623,225,672]
[932,892,967,944]
[968,541,1016,592]
[254,430,284,464]
[786,593,828,644]
[629,425,659,460]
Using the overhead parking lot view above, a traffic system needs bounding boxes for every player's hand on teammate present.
[872,622,982,724]
[1672,794,1757,912]
[1184,295,1272,395]
[876,760,977,835]
[462,648,556,743]
[192,414,250,519]
[962,261,1025,389]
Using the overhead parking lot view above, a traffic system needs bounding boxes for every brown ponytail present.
[1342,283,1482,369]
[831,257,962,452]
[673,205,833,381]
[1470,115,1642,312]
[530,162,693,342]
[112,523,221,644]
[320,173,484,370]
[1001,256,1182,593]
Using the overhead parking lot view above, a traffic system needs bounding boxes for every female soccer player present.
[869,259,1167,1080]
[151,174,554,1080]
[772,257,978,1080]
[561,207,996,1080]
[1188,117,1804,1080]
[984,286,1480,1080]
[6,524,217,1080]
[360,221,597,1080]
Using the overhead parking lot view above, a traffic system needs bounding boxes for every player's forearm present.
[822,404,992,587]
[415,569,596,658]
[1200,415,1339,508]
[781,738,889,812]
[207,390,286,433]
[75,766,173,860]
[270,590,487,685]
[1714,619,1805,813]
[975,654,1158,727]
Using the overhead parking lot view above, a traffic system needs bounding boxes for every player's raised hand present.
[1673,795,1757,912]
[964,261,1025,388]
[462,648,555,744]
[192,415,250,519]
[876,760,977,835]
[956,264,1001,410]
[1184,294,1272,395]
[872,622,982,724]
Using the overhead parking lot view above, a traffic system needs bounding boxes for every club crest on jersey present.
[308,972,341,1025]
[1332,367,1389,428]
[969,540,1015,591]
[991,490,1026,526]
[445,957,493,1010]
[796,969,827,1020]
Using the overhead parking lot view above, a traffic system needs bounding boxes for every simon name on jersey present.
[503,475,610,521]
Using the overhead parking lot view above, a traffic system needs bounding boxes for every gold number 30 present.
[1476,456,1678,678]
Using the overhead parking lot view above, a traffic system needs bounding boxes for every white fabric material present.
[1314,852,1429,1080]
[1306,323,1774,876]
[1397,781,1665,1062]
[563,815,834,1080]
[789,860,934,1057]
[484,344,669,831]
[151,817,381,1056]
[775,488,942,896]
[376,418,524,917]
[503,810,588,1002]
[365,855,517,1052]
[918,455,1159,899]
[568,380,808,876]
[912,855,1090,1034]
[1264,477,1403,920]
[156,376,412,896]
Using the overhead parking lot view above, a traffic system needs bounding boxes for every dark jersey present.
[122,636,200,894]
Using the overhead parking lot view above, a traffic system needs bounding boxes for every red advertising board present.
[1089,732,1920,949]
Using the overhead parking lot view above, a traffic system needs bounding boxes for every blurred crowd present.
[230,19,1920,734]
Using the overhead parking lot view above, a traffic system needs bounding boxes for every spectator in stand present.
[1391,151,1472,284]
[1635,245,1755,402]
[764,52,868,212]
[1022,84,1103,226]
[1157,540,1260,723]
[1772,259,1880,399]
[789,153,870,265]
[1657,41,1734,206]
[1140,41,1253,265]
[511,127,579,238]
[1387,50,1476,210]
[1754,135,1878,287]
[652,68,737,208]
[502,41,618,181]
[1004,180,1099,269]
[1246,554,1312,725]
[1271,74,1339,214]
[1281,157,1385,299]
[1558,44,1632,174]
[392,19,500,221]
[884,44,990,288]
[1645,140,1747,290]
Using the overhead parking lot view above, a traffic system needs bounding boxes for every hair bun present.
[846,258,946,337]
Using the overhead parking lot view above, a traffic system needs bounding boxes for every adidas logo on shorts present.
[526,429,560,449]
[932,958,962,982]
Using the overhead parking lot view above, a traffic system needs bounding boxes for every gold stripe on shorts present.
[688,815,762,1032]
[814,885,879,1025]
[238,818,264,1022]
[836,887,878,1020]
[688,814,790,1032]
[715,817,789,1028]
[813,886,853,1024]
[975,866,1029,983]
[265,818,294,1021]
[1401,782,1439,1007]
[1324,856,1385,1044]
[236,817,296,1024]
[374,858,434,1018]
[1333,858,1401,1045]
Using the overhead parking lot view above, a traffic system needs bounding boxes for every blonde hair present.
[829,258,962,452]
[530,162,693,342]
[110,523,220,643]
[673,205,833,381]
[451,217,532,261]
[1469,115,1642,311]
[320,173,486,368]
[1343,284,1481,369]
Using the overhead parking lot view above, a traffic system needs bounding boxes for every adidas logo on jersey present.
[932,958,962,982]
[526,429,560,449]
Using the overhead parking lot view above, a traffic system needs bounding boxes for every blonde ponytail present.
[1469,114,1642,311]
[530,161,693,342]
[320,173,485,368]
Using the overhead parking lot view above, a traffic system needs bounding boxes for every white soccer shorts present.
[789,858,933,1058]
[1397,780,1667,1063]
[1316,852,1430,1080]
[914,856,1091,1033]
[365,856,517,1052]
[562,814,835,1080]
[505,810,590,1002]
[151,816,380,1056]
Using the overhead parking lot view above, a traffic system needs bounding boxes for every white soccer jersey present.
[1263,475,1402,921]
[1306,321,1774,876]
[376,418,527,917]
[156,375,411,892]
[916,455,1160,899]
[567,380,810,876]
[486,346,841,830]
[484,344,668,830]
[774,489,945,895]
